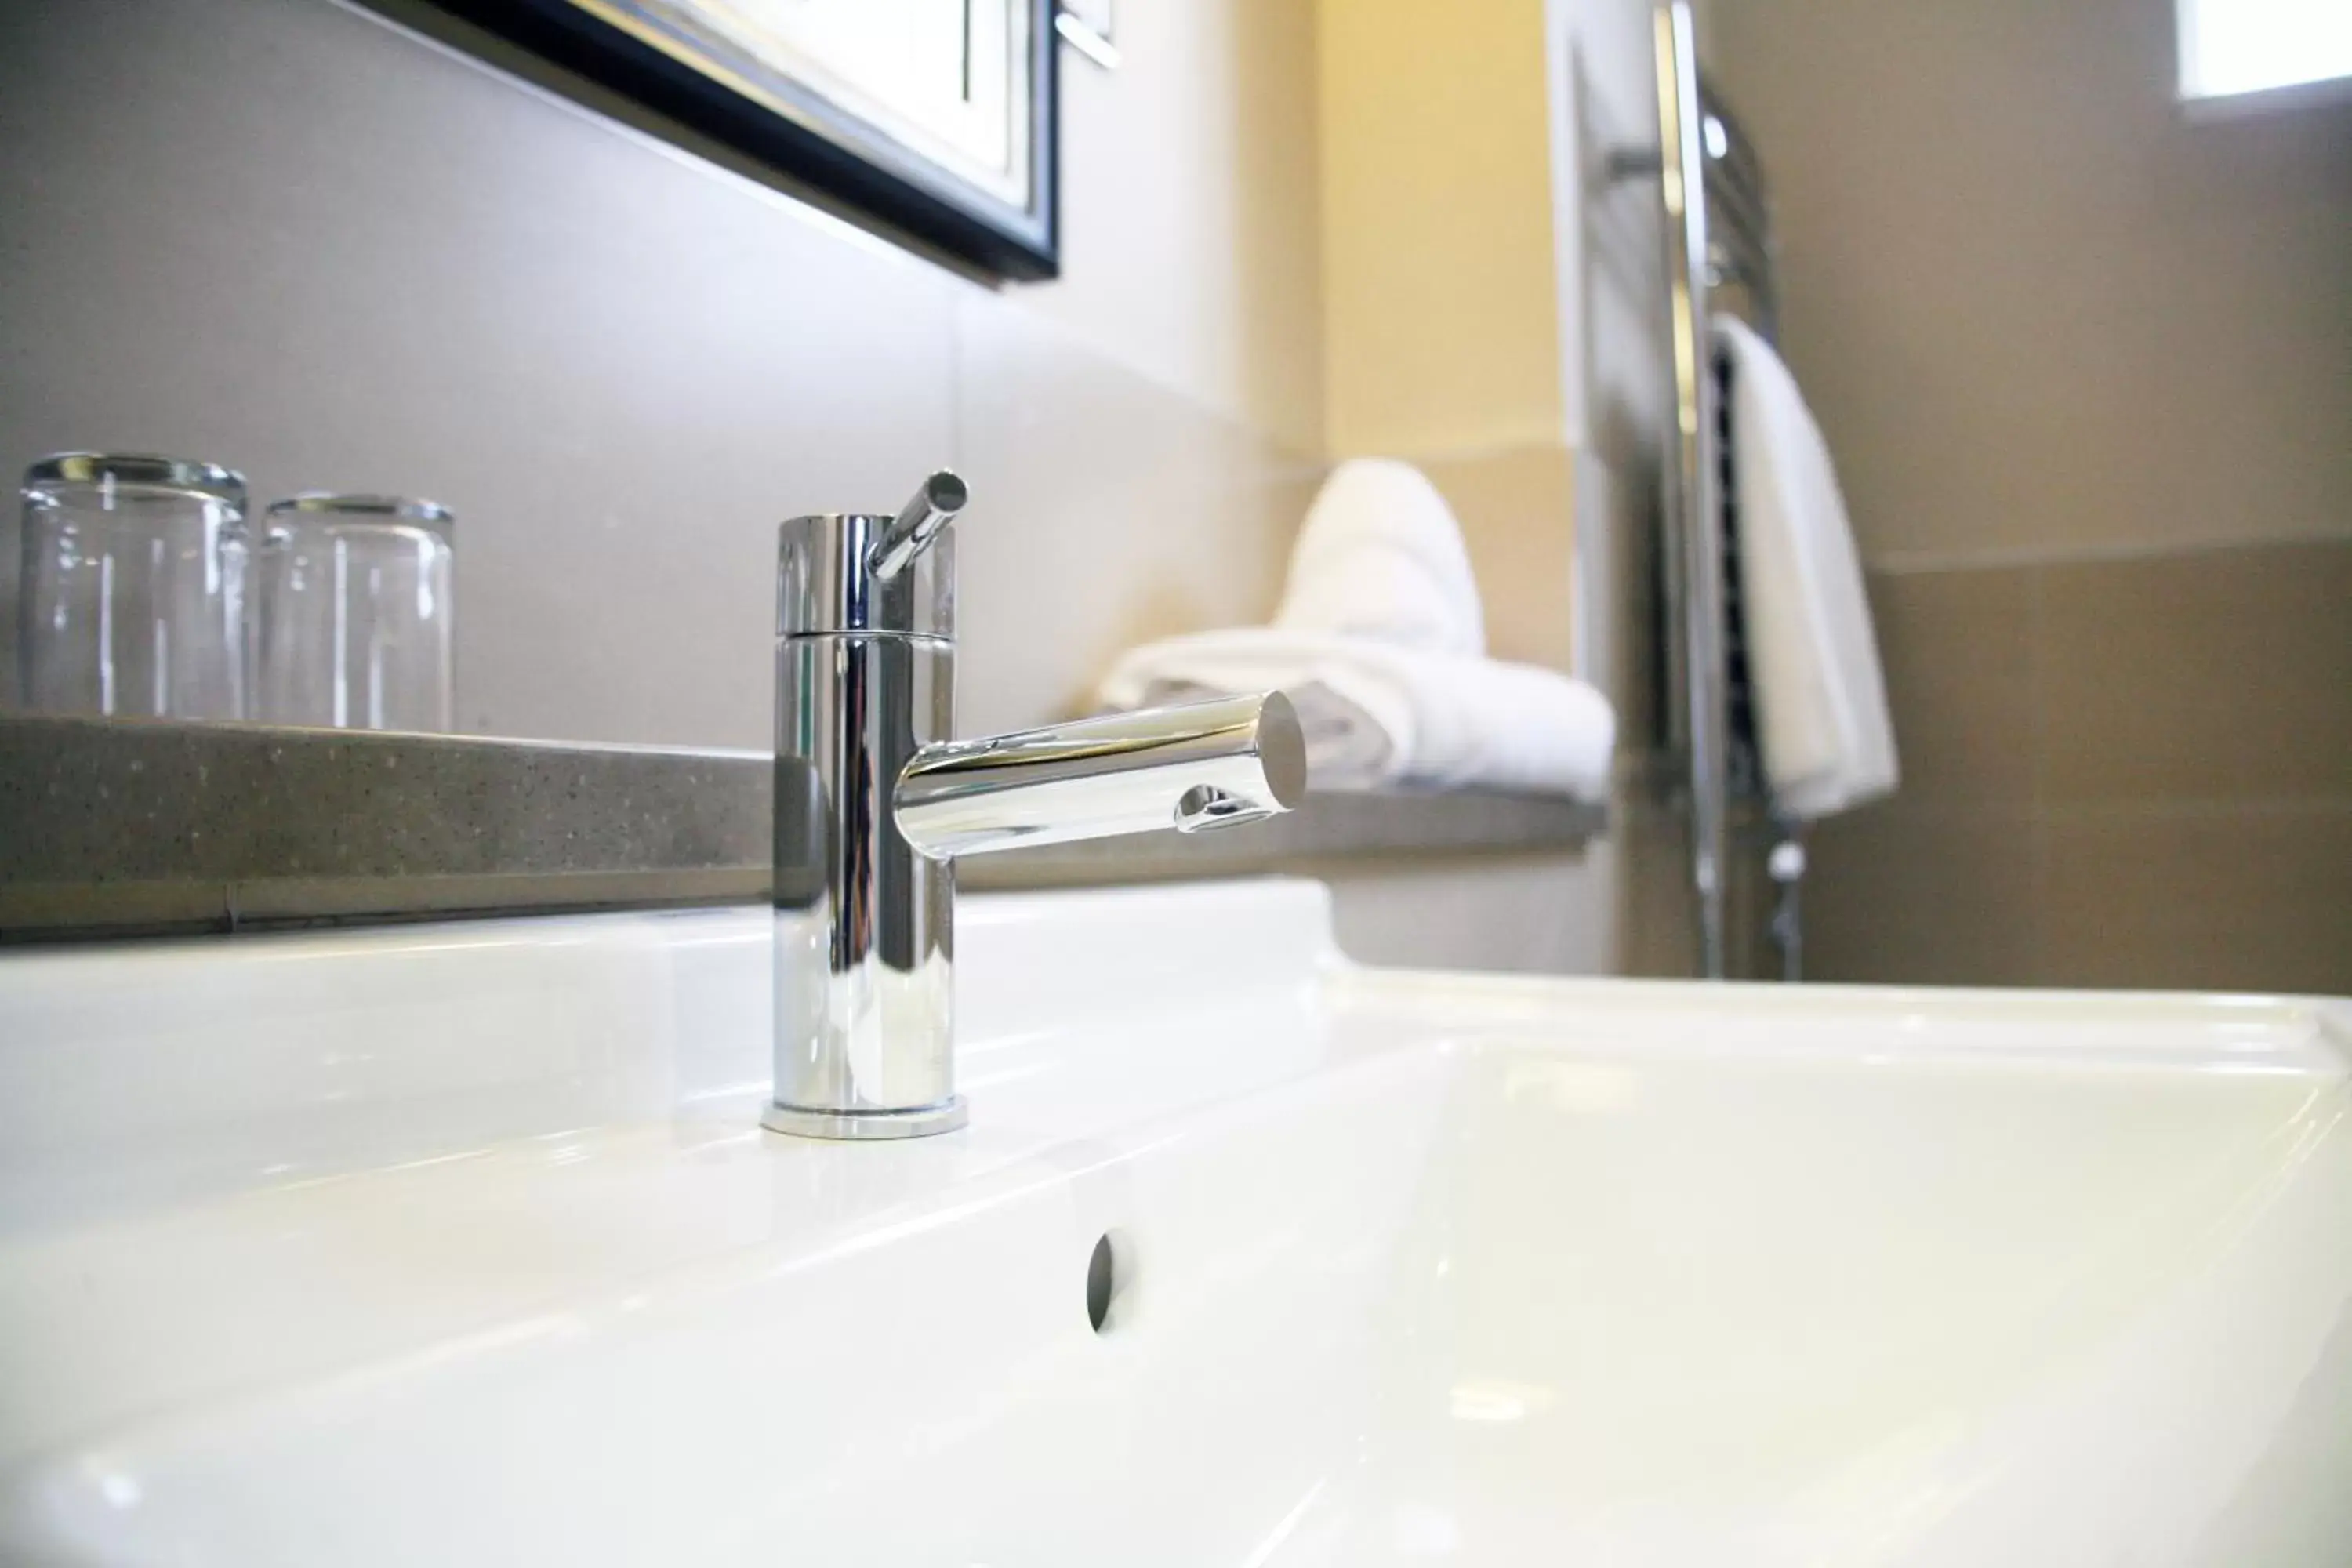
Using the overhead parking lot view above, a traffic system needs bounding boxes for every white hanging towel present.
[1715,317,1899,818]
[1095,458,1615,800]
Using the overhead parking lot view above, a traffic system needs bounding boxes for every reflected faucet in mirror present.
[767,470,1307,1140]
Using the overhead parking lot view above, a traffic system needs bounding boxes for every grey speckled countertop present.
[0,717,1606,940]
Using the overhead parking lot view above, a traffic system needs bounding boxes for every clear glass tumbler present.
[18,452,252,720]
[254,494,456,733]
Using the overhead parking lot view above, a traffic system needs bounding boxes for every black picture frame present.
[431,0,1060,280]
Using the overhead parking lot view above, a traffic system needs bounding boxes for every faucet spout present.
[894,691,1305,859]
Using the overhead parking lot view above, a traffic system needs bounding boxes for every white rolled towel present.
[1273,458,1486,656]
[1098,630,1615,800]
[1098,456,1615,798]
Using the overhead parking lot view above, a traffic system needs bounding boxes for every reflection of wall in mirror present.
[612,0,1029,201]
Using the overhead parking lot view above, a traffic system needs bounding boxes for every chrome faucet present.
[764,471,1307,1140]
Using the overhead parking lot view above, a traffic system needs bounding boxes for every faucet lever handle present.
[867,470,968,582]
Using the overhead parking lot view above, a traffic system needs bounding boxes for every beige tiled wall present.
[1807,542,2352,993]
[1709,0,2352,568]
[1710,0,2352,994]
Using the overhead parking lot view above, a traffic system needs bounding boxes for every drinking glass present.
[254,494,456,732]
[18,452,251,720]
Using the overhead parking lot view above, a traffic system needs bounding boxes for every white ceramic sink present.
[1,880,2347,1565]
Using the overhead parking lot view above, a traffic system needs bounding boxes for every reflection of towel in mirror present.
[1096,459,1615,800]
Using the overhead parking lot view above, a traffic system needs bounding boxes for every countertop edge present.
[0,716,1607,940]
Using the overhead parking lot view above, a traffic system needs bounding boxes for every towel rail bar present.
[1650,0,1730,978]
[1642,1,1803,980]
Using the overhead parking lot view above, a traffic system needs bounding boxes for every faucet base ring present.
[760,1098,970,1141]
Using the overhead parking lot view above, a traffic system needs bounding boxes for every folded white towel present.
[1717,318,1899,819]
[1098,632,1616,798]
[1274,458,1486,656]
[1095,457,1615,800]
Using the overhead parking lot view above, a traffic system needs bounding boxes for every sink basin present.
[2,879,2347,1565]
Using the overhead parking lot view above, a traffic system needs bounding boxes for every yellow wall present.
[1315,0,1566,459]
[1311,0,1667,693]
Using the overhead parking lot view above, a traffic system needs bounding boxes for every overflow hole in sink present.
[1085,1232,1120,1334]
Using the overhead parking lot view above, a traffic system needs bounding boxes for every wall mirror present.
[437,0,1059,278]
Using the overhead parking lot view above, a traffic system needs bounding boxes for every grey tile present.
[1612,792,1706,979]
[1803,804,2042,987]
[2039,805,2352,995]
[1710,0,2352,564]
[2038,537,2352,807]
[1867,567,2039,807]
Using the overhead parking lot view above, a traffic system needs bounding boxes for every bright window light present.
[2178,0,2352,100]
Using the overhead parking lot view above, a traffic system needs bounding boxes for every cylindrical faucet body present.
[768,509,964,1139]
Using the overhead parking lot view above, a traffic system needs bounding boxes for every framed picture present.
[434,0,1060,279]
